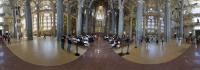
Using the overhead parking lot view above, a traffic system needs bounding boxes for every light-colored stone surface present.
[7,37,87,66]
[114,40,190,64]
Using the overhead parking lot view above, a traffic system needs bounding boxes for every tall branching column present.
[66,3,71,35]
[36,0,40,37]
[118,0,125,38]
[12,6,17,38]
[179,0,184,38]
[135,0,144,47]
[111,9,116,34]
[129,17,133,38]
[53,4,56,37]
[84,8,89,34]
[56,0,64,40]
[77,0,85,35]
[164,0,171,42]
[24,0,33,40]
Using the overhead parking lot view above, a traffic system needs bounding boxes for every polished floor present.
[7,37,87,66]
[114,40,190,64]
[0,37,200,70]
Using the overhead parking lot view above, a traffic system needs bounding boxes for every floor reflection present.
[0,45,4,64]
[7,37,87,66]
[114,40,190,64]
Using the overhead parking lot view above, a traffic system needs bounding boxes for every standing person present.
[156,39,159,44]
[161,38,164,46]
[61,35,66,50]
[67,35,72,52]
[3,34,6,41]
[44,34,46,39]
[7,35,11,44]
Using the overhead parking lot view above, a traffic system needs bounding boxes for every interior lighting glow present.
[191,8,200,14]
[0,1,2,4]
[0,17,3,22]
[0,7,3,14]
[194,26,200,30]
[96,6,105,20]
[193,17,200,23]
[0,26,3,30]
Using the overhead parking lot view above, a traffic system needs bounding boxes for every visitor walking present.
[7,35,11,44]
[161,39,164,46]
[44,34,46,39]
[67,35,72,52]
[61,35,66,50]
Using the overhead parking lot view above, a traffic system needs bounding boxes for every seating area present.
[104,35,130,48]
[69,35,96,47]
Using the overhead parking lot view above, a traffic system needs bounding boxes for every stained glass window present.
[147,16,155,32]
[0,17,3,22]
[0,7,3,14]
[160,18,164,32]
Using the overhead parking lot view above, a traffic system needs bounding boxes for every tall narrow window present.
[0,17,3,22]
[160,18,164,33]
[147,16,155,32]
[0,7,3,14]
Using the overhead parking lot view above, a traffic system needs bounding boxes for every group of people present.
[196,36,200,44]
[60,34,96,52]
[144,36,164,45]
[104,35,120,48]
[0,34,11,44]
[104,35,130,48]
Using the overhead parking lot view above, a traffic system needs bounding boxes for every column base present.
[75,53,80,56]
[125,52,130,55]
[118,53,125,56]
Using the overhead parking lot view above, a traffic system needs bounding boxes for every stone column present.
[67,15,71,35]
[118,0,125,38]
[53,4,56,37]
[179,0,184,38]
[36,0,40,37]
[56,0,64,40]
[12,7,17,38]
[50,14,53,35]
[66,3,71,35]
[164,0,171,42]
[106,12,111,34]
[41,14,44,35]
[84,8,89,34]
[24,0,33,40]
[135,0,144,47]
[111,9,116,34]
[129,17,133,38]
[77,0,85,35]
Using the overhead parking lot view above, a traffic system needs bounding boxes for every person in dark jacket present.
[67,35,72,52]
[61,35,66,50]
